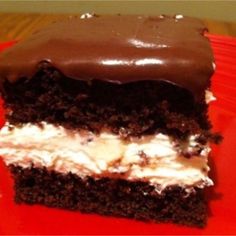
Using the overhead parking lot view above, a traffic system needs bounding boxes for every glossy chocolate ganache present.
[0,14,214,99]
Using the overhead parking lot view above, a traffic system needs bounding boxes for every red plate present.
[0,34,236,235]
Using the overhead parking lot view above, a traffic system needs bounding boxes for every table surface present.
[0,13,236,42]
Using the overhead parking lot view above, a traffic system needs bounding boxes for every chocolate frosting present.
[0,14,214,99]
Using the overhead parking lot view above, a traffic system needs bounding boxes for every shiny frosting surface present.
[0,14,214,98]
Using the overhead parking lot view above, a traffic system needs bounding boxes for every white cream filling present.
[0,122,213,191]
[205,90,216,103]
[80,13,95,19]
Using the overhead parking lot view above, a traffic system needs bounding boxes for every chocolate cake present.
[0,14,219,227]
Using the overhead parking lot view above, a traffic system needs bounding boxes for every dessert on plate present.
[0,14,219,227]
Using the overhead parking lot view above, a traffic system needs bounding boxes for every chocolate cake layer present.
[0,15,214,100]
[1,64,211,138]
[10,165,207,227]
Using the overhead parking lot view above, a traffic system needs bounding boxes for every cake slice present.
[0,14,218,227]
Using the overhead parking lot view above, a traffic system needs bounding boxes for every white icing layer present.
[0,123,213,190]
